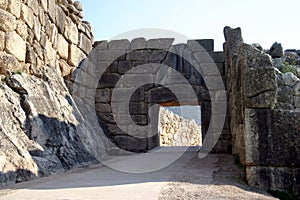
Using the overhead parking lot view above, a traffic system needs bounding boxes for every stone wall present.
[224,26,300,197]
[0,0,105,187]
[69,38,231,154]
[0,0,93,77]
[159,107,202,146]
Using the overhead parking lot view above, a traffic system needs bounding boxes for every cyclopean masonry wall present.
[0,0,92,77]
[224,26,300,197]
[69,38,231,154]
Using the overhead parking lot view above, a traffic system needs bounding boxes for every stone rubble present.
[159,107,202,146]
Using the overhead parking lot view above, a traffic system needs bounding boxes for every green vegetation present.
[282,61,297,76]
[15,71,22,75]
[268,190,297,200]
[1,77,6,84]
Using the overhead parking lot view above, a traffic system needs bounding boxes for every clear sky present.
[80,0,299,51]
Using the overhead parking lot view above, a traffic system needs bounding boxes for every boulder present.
[269,42,283,58]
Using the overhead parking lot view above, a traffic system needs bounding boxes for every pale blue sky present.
[80,0,299,51]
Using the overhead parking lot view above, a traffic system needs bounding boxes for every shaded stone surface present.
[245,109,300,167]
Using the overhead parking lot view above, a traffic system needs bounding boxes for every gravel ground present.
[159,154,277,200]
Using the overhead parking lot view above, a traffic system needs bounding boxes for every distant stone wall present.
[224,26,300,197]
[0,0,93,77]
[159,107,202,146]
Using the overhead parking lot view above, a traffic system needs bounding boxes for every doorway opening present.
[159,104,202,147]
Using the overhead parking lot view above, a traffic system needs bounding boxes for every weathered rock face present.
[224,27,300,197]
[268,42,283,58]
[0,68,108,186]
[159,107,202,146]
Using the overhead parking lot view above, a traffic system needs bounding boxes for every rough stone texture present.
[0,9,16,32]
[223,26,245,163]
[76,38,230,155]
[282,72,298,86]
[57,34,69,60]
[0,0,97,188]
[5,32,26,62]
[245,109,300,167]
[224,27,300,197]
[247,167,299,197]
[243,67,277,108]
[159,107,202,146]
[68,44,85,67]
[0,68,110,186]
[268,42,283,58]
[0,0,93,77]
[0,52,20,74]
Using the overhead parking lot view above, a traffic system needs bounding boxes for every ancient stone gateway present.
[69,38,231,154]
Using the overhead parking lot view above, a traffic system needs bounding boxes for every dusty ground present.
[159,154,276,200]
[0,149,276,200]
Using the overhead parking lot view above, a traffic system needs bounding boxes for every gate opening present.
[159,104,202,147]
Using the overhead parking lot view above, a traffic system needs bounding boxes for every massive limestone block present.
[243,67,277,108]
[7,0,21,18]
[64,17,78,45]
[246,166,299,195]
[0,8,16,32]
[0,52,20,74]
[5,32,26,62]
[238,43,277,108]
[245,109,300,167]
[20,4,34,29]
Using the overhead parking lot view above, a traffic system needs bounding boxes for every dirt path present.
[159,154,276,200]
[0,148,276,200]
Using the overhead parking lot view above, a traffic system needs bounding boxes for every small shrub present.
[282,62,297,76]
